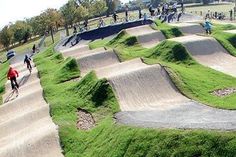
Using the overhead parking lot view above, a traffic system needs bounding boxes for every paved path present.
[0,61,63,157]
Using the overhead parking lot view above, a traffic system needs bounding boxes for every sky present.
[0,0,68,28]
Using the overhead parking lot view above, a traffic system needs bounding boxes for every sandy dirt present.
[0,62,63,157]
[170,35,236,77]
[169,23,205,35]
[126,25,165,48]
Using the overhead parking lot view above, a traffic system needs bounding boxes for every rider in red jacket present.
[7,67,19,92]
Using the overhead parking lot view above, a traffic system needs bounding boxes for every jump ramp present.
[170,35,236,77]
[96,59,236,130]
[126,25,165,48]
[169,23,205,35]
[0,63,63,157]
[75,49,120,75]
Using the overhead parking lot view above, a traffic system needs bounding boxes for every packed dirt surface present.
[60,44,90,57]
[0,62,63,157]
[224,30,236,34]
[169,23,205,35]
[170,35,236,77]
[77,109,95,130]
[126,25,165,48]
[97,58,236,130]
[76,49,120,75]
[97,59,189,111]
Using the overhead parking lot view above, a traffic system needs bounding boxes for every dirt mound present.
[0,62,63,157]
[61,44,90,57]
[170,35,236,77]
[126,25,165,48]
[76,49,120,75]
[99,61,189,111]
[169,23,204,35]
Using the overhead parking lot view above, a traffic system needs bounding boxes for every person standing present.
[229,10,233,21]
[204,20,212,35]
[7,67,19,95]
[32,44,36,54]
[125,5,129,22]
[138,7,142,19]
[113,12,118,23]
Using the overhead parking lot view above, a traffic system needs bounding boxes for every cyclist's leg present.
[13,77,19,89]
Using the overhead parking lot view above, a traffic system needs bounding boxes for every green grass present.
[35,45,236,157]
[211,24,236,56]
[0,61,9,104]
[153,20,183,39]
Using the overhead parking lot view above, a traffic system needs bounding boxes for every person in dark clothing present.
[32,44,36,54]
[24,55,32,73]
[73,26,77,34]
[113,12,118,23]
[138,7,142,19]
[84,19,88,30]
[7,67,19,95]
[230,10,233,21]
[125,5,129,22]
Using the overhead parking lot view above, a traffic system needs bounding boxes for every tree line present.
[0,0,120,50]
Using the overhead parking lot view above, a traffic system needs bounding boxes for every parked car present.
[6,50,16,60]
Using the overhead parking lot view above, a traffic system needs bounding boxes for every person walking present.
[143,13,147,24]
[24,55,32,73]
[7,67,19,96]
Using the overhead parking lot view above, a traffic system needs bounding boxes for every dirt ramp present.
[77,49,120,75]
[96,58,145,78]
[106,63,189,111]
[170,35,236,77]
[170,23,204,35]
[61,44,90,57]
[68,47,105,58]
[126,25,165,48]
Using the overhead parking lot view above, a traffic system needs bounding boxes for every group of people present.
[7,46,34,96]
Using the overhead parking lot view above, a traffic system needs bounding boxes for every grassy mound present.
[211,23,236,56]
[153,20,183,38]
[0,61,9,104]
[54,58,80,83]
[35,44,236,157]
[149,40,194,64]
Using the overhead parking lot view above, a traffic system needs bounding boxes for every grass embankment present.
[36,45,236,157]
[91,29,236,109]
[211,24,236,56]
[0,62,9,104]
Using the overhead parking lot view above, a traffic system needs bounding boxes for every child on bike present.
[204,20,212,35]
[7,67,19,95]
[24,55,32,73]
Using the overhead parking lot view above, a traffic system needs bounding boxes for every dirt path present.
[0,62,63,157]
[169,23,205,35]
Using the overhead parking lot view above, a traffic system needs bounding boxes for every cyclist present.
[7,67,19,96]
[24,55,32,73]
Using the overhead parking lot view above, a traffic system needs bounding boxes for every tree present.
[41,8,61,43]
[91,0,107,16]
[75,5,89,22]
[60,0,78,36]
[11,21,32,43]
[0,26,13,49]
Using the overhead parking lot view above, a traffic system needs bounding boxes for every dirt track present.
[0,62,63,157]
[169,23,205,35]
[126,25,165,48]
[170,35,236,77]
